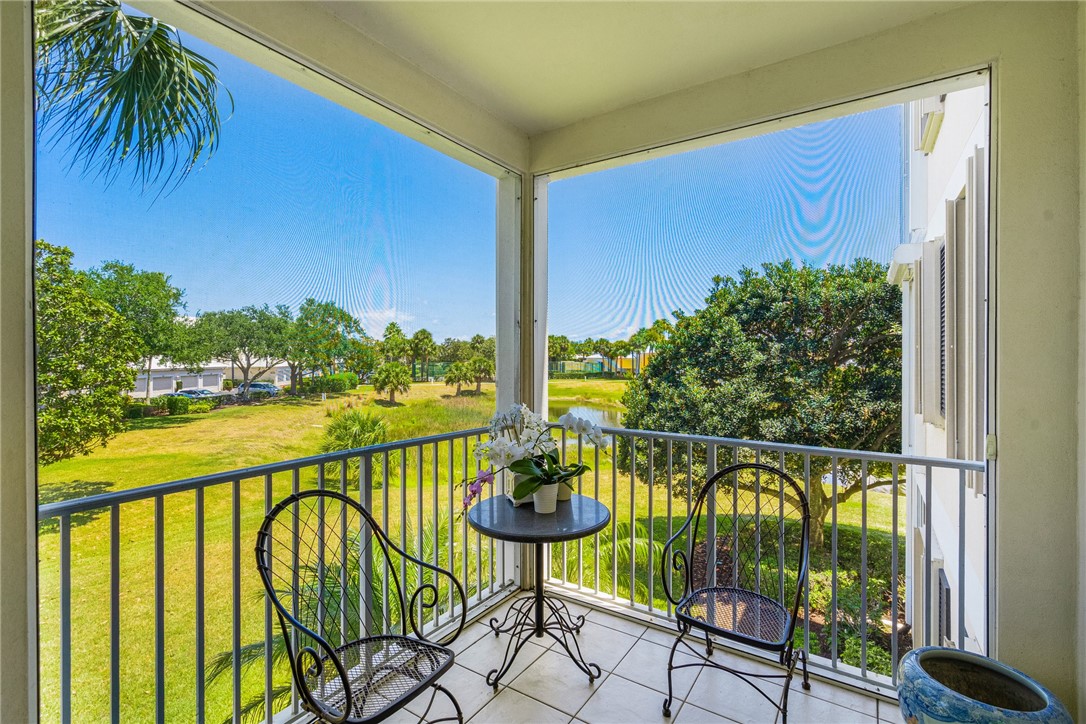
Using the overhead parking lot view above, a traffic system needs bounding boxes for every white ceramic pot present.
[533,483,559,514]
[556,481,573,501]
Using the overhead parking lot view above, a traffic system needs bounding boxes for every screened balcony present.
[3,2,1084,723]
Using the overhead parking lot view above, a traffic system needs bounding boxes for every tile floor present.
[396,596,902,724]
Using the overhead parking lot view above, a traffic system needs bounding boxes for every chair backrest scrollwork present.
[255,490,466,721]
[661,463,810,641]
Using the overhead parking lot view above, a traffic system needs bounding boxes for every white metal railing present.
[38,425,984,719]
[37,427,514,724]
[545,426,986,696]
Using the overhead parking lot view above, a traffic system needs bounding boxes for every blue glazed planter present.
[898,647,1071,724]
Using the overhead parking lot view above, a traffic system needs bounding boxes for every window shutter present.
[937,568,952,644]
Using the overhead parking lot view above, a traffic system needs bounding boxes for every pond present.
[547,403,624,429]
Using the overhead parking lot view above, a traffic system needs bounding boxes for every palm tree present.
[597,521,664,604]
[444,361,473,396]
[410,329,435,381]
[469,355,495,394]
[35,0,231,191]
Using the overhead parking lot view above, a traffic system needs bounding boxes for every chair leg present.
[662,626,688,717]
[704,630,714,657]
[419,683,464,724]
[779,652,797,724]
[799,648,810,690]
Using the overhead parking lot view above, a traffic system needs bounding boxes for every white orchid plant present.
[461,404,606,512]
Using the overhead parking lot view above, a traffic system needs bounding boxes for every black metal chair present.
[660,462,811,722]
[256,490,467,724]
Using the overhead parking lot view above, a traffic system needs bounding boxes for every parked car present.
[240,381,280,396]
[177,388,218,399]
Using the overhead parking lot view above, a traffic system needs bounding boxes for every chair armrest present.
[403,554,468,647]
[282,617,353,724]
[660,516,695,607]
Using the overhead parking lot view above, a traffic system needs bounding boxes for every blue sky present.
[548,106,904,340]
[36,24,903,343]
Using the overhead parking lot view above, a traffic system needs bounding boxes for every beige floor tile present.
[508,648,608,715]
[470,687,572,724]
[671,703,738,724]
[456,627,549,683]
[584,607,651,638]
[451,622,493,654]
[877,701,902,723]
[404,664,500,721]
[642,624,685,648]
[548,595,594,621]
[684,665,788,724]
[611,638,702,700]
[563,620,640,672]
[777,690,876,723]
[785,678,878,718]
[378,707,425,724]
[578,672,675,724]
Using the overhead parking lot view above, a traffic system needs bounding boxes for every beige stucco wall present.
[0,2,36,720]
[533,1,1082,708]
[1078,4,1086,721]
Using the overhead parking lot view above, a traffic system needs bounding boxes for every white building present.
[889,84,989,654]
[130,358,291,398]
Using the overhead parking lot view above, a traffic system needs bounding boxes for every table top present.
[467,494,610,544]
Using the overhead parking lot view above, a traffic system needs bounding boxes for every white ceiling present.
[323,1,964,137]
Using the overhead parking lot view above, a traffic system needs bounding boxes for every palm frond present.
[220,682,294,724]
[35,0,231,192]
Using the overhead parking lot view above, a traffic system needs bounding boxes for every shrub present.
[548,371,631,380]
[166,396,190,415]
[188,400,214,414]
[125,404,155,419]
[320,409,388,453]
[150,396,169,411]
[248,390,270,401]
[223,379,236,390]
[301,372,360,394]
[841,633,892,675]
[319,410,389,482]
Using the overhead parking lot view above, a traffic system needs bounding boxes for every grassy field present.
[37,378,903,721]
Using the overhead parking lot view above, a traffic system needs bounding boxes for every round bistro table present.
[467,493,610,687]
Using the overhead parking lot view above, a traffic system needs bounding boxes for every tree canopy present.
[372,361,412,404]
[623,259,901,545]
[35,241,141,464]
[380,323,410,364]
[194,305,290,397]
[85,261,185,400]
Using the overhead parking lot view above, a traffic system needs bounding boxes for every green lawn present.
[37,377,902,721]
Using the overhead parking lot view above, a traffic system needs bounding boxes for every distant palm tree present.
[577,521,663,604]
[35,0,231,191]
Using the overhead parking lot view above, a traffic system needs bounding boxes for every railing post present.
[705,443,717,589]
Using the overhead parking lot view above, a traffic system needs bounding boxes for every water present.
[547,404,624,429]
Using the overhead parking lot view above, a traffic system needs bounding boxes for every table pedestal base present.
[485,593,602,687]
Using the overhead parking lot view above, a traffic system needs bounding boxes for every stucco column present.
[0,1,38,719]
